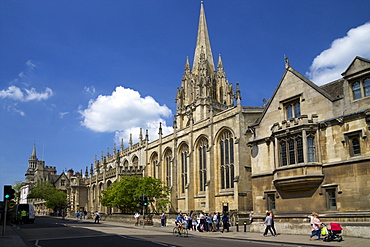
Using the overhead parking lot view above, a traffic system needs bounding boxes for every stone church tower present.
[175,2,235,129]
[25,144,57,183]
[25,144,39,183]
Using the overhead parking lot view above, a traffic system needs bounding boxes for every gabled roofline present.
[341,56,370,76]
[249,67,336,128]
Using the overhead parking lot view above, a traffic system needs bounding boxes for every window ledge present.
[215,189,234,197]
[273,174,324,192]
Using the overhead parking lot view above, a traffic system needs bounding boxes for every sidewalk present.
[1,219,370,247]
[0,225,27,247]
[103,220,370,247]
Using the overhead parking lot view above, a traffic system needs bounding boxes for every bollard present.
[236,221,239,232]
[244,222,247,232]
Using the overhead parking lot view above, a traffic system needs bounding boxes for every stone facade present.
[247,57,370,234]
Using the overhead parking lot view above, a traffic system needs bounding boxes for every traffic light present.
[139,195,148,206]
[139,196,144,206]
[143,196,148,206]
[4,185,15,200]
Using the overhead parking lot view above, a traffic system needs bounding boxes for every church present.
[24,2,370,236]
[82,2,264,217]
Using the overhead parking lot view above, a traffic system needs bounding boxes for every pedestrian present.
[198,212,205,232]
[184,213,190,229]
[262,212,275,237]
[206,213,214,232]
[21,210,27,224]
[192,213,197,231]
[212,212,218,231]
[216,212,221,231]
[134,211,140,226]
[221,211,229,233]
[84,210,87,220]
[308,212,316,232]
[249,211,254,223]
[269,211,277,236]
[160,212,166,227]
[94,211,100,224]
[309,213,323,241]
[188,212,193,230]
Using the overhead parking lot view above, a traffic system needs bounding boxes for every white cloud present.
[6,103,25,116]
[83,86,96,95]
[307,22,370,85]
[18,72,26,78]
[79,86,173,144]
[0,86,53,102]
[26,60,36,69]
[59,112,69,118]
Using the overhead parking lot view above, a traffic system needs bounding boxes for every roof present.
[319,78,344,100]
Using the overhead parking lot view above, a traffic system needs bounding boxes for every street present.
[14,216,290,247]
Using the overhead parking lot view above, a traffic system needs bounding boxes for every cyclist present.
[176,213,184,226]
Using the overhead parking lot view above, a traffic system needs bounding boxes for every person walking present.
[134,211,140,226]
[21,210,27,224]
[269,211,277,236]
[212,212,218,231]
[309,213,323,241]
[94,211,100,224]
[249,211,254,223]
[262,212,275,237]
[221,212,229,233]
[160,212,166,227]
[191,213,197,231]
[75,211,79,220]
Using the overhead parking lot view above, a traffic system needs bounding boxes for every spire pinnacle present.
[30,143,37,159]
[184,56,190,72]
[217,54,223,71]
[192,2,214,72]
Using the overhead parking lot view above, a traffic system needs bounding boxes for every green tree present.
[100,176,170,213]
[12,181,25,203]
[28,181,67,211]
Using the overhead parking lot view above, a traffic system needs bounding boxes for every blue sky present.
[1,0,369,197]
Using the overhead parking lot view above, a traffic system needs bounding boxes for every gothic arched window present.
[198,138,208,191]
[220,130,234,189]
[180,145,189,194]
[150,153,158,178]
[132,156,139,171]
[164,150,172,187]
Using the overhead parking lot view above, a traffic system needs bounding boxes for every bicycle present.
[173,222,188,237]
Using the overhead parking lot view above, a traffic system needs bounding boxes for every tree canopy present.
[28,181,67,211]
[100,176,170,213]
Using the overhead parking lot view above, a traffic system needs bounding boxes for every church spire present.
[192,1,214,73]
[30,143,37,160]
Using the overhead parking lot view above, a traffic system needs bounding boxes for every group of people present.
[261,211,277,237]
[137,209,326,242]
[75,210,88,220]
[260,210,325,241]
[174,211,231,233]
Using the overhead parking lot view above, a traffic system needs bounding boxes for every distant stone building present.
[22,144,70,213]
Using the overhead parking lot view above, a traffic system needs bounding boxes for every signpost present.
[2,185,15,236]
